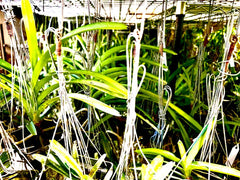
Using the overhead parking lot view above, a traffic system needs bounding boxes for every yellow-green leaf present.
[62,22,127,40]
[21,0,38,69]
[68,93,121,117]
[50,140,84,178]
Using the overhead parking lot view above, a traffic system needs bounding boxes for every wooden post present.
[0,24,6,61]
[169,1,186,99]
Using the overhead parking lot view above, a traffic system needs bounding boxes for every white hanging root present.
[115,28,145,180]
[192,41,204,116]
[150,47,171,148]
[0,122,35,176]
[150,0,172,149]
[114,4,150,176]
[2,0,34,155]
[200,12,237,162]
[201,13,240,180]
[38,2,104,178]
[114,2,154,179]
[168,11,240,180]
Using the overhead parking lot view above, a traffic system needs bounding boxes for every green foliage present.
[1,1,240,179]
[140,155,175,180]
[21,0,38,69]
[62,22,128,41]
[68,93,121,116]
[138,133,240,179]
[0,1,129,135]
[0,151,10,173]
[33,140,111,179]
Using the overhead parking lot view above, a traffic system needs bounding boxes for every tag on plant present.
[226,144,239,167]
[229,56,235,67]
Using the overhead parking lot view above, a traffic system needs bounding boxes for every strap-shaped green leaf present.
[140,44,177,55]
[37,84,59,105]
[38,97,59,117]
[190,161,240,178]
[26,121,37,135]
[50,140,84,178]
[136,148,180,163]
[34,75,53,93]
[168,102,202,132]
[168,108,191,148]
[70,79,127,99]
[89,154,106,177]
[185,122,210,175]
[0,82,28,111]
[21,0,38,69]
[68,93,121,117]
[67,70,127,97]
[136,113,158,132]
[0,74,19,92]
[32,45,56,89]
[32,154,70,178]
[177,140,187,170]
[0,58,13,73]
[62,22,127,41]
[100,55,164,68]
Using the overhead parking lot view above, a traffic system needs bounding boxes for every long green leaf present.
[32,45,56,88]
[168,108,191,148]
[136,113,158,132]
[21,0,38,69]
[63,57,84,70]
[168,103,202,132]
[34,75,53,93]
[70,79,127,99]
[100,45,126,61]
[99,44,176,62]
[94,45,126,72]
[138,89,159,103]
[177,140,187,170]
[100,55,126,67]
[101,55,164,69]
[51,152,79,178]
[190,161,240,178]
[67,70,127,96]
[38,97,59,117]
[95,44,175,72]
[91,114,113,132]
[0,82,37,134]
[140,44,177,55]
[168,59,195,83]
[0,58,13,73]
[0,74,19,92]
[50,140,84,178]
[136,106,155,124]
[0,82,28,110]
[68,93,121,117]
[26,121,37,135]
[37,84,59,105]
[89,154,106,177]
[136,148,180,163]
[185,124,209,175]
[102,67,126,76]
[62,22,127,41]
